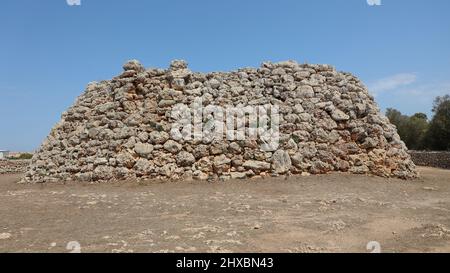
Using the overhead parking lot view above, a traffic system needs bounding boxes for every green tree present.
[405,113,428,150]
[18,153,33,160]
[386,108,429,150]
[386,108,404,126]
[424,95,450,150]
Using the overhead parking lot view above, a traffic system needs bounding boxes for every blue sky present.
[1,0,449,151]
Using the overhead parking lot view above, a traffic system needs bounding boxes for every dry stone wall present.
[409,151,450,170]
[0,160,30,174]
[22,60,417,183]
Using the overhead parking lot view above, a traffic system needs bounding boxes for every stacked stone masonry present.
[0,160,30,175]
[22,60,417,183]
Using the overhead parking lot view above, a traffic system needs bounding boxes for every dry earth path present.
[0,167,449,253]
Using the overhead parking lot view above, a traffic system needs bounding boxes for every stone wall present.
[0,160,30,174]
[409,151,450,170]
[22,60,417,183]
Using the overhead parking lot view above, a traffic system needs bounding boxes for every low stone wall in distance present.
[409,151,450,170]
[0,160,31,174]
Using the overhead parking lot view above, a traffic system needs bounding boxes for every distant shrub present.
[386,94,450,151]
[17,153,33,160]
[386,109,428,150]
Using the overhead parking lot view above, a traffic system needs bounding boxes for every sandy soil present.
[0,167,449,253]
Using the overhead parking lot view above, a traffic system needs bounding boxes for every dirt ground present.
[0,167,449,253]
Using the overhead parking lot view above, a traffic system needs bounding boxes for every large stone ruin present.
[22,60,417,183]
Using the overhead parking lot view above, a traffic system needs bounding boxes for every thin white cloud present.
[369,73,417,95]
[377,81,450,117]
[397,82,450,97]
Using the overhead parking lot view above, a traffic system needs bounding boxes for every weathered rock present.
[243,160,271,171]
[208,79,221,89]
[170,59,188,70]
[164,140,182,153]
[93,165,114,180]
[123,59,144,72]
[137,132,149,143]
[116,152,135,168]
[134,143,154,158]
[331,109,350,121]
[134,158,153,175]
[213,155,231,173]
[214,154,231,166]
[230,172,247,179]
[298,85,314,98]
[94,158,108,166]
[149,131,169,144]
[176,151,196,167]
[272,150,292,174]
